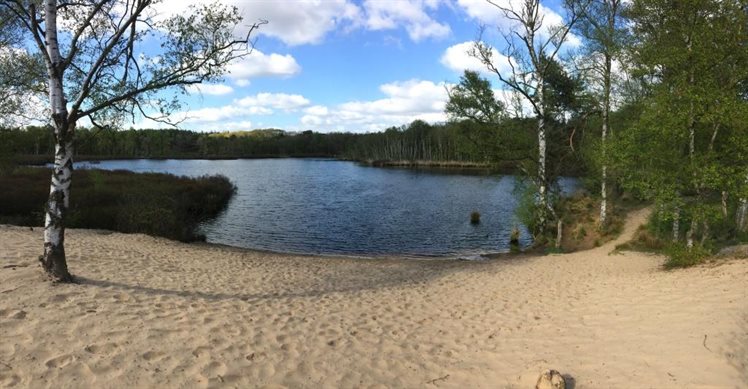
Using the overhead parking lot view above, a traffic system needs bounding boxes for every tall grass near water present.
[0,167,235,242]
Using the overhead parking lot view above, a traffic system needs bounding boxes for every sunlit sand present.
[1,209,746,388]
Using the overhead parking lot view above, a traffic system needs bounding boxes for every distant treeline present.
[0,115,606,175]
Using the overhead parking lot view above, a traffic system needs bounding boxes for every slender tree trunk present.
[40,0,73,282]
[686,217,696,249]
[700,220,709,246]
[738,198,747,232]
[721,191,728,218]
[537,77,547,233]
[672,206,680,242]
[599,52,612,229]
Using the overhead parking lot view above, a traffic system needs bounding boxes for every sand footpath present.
[1,208,746,388]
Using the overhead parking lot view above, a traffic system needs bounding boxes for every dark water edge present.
[70,158,579,259]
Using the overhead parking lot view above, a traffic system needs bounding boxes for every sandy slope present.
[0,208,746,388]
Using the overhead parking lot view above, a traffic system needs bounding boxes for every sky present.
[136,0,578,133]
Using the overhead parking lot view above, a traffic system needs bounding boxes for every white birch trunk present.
[537,76,547,233]
[40,0,73,282]
[599,53,611,229]
[672,206,680,242]
[686,218,696,249]
[721,191,728,218]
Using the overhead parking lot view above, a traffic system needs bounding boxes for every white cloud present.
[134,92,310,130]
[298,79,451,132]
[155,0,453,46]
[456,0,582,49]
[185,84,234,96]
[363,0,450,41]
[233,0,362,45]
[155,0,362,46]
[304,105,329,116]
[440,41,514,76]
[236,93,310,111]
[227,50,301,83]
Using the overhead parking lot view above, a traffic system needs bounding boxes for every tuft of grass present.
[0,167,235,242]
[576,226,587,240]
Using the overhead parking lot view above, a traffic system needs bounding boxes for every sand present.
[0,208,746,388]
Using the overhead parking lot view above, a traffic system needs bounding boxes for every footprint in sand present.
[45,354,74,369]
[0,309,26,319]
[142,350,167,362]
[191,346,212,358]
[202,360,228,377]
[48,294,72,303]
[84,343,118,354]
[0,373,21,387]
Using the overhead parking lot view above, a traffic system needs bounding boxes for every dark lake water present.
[76,159,578,258]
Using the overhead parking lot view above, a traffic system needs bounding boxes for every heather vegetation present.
[0,167,234,242]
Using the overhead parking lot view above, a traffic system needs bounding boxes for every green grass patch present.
[0,167,235,242]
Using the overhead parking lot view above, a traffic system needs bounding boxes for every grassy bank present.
[0,167,235,242]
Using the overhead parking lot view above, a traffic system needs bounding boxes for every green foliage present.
[663,244,711,269]
[0,168,235,242]
[446,70,505,124]
[514,180,542,239]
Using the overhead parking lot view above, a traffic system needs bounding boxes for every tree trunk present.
[599,52,611,229]
[40,0,74,282]
[721,191,728,218]
[686,217,696,249]
[537,77,547,232]
[672,206,680,242]
[738,199,747,232]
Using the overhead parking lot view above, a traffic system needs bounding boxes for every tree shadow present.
[73,257,501,303]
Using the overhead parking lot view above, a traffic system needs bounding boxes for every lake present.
[76,159,578,258]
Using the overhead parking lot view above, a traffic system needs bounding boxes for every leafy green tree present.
[472,0,588,237]
[574,0,626,228]
[445,70,506,161]
[1,0,263,281]
[615,0,748,247]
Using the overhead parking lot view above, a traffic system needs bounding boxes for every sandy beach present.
[1,208,746,388]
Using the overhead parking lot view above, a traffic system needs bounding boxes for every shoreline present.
[1,209,746,388]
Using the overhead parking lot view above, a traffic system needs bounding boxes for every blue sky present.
[139,0,577,133]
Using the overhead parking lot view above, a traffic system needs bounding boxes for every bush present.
[664,244,711,269]
[0,167,235,241]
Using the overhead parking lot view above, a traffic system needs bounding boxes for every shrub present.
[664,244,711,269]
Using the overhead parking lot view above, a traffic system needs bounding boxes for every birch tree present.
[616,0,748,247]
[574,0,624,229]
[471,0,588,235]
[1,0,263,282]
